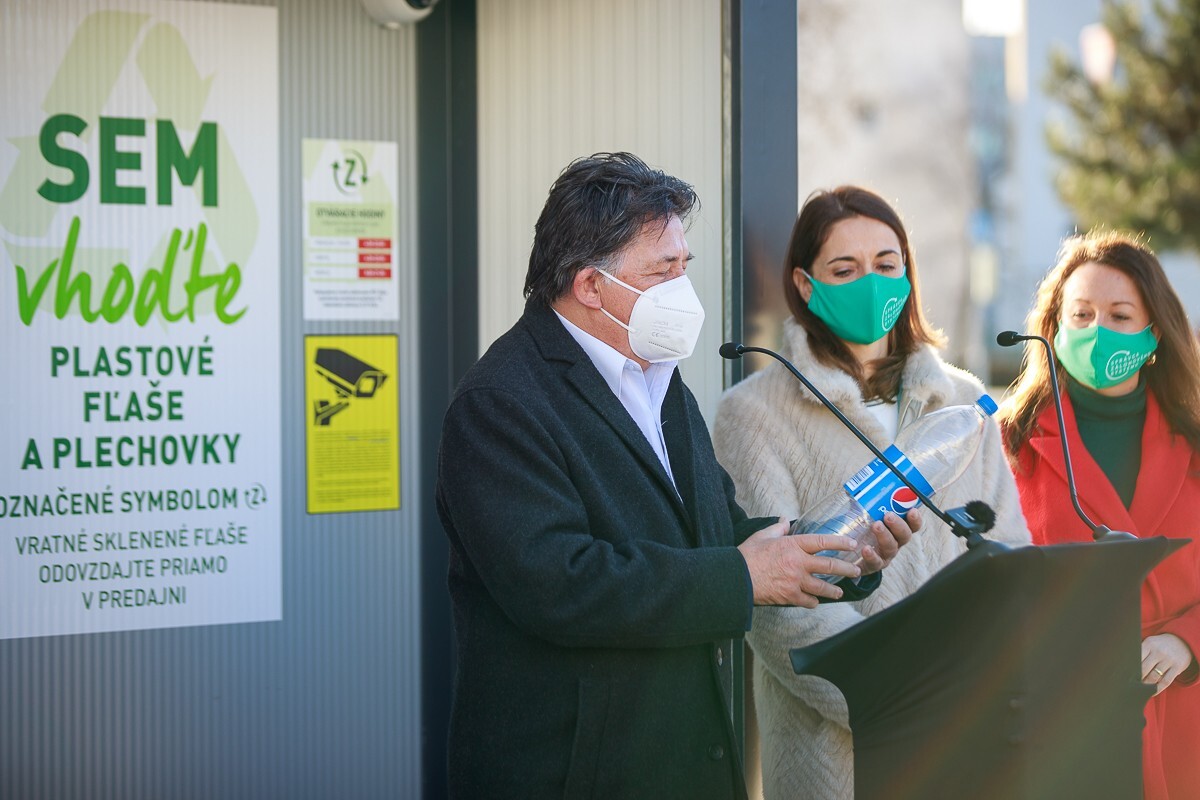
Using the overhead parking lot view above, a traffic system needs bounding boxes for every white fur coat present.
[713,320,1031,800]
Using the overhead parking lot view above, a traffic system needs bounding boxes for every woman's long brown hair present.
[784,186,944,401]
[999,230,1200,459]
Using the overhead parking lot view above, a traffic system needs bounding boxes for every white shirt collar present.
[553,310,679,487]
[552,310,678,400]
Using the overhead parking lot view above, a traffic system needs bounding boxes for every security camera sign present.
[0,0,280,639]
[304,336,400,514]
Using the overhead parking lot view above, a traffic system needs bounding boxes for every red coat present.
[1013,391,1200,800]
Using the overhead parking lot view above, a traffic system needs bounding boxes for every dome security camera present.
[360,0,440,28]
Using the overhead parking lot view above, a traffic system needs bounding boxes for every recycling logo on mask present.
[1105,349,1147,381]
[881,296,905,330]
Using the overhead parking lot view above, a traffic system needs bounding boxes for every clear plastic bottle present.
[792,394,1000,581]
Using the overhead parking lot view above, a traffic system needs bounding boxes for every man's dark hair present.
[523,152,698,307]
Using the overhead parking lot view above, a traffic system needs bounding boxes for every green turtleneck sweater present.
[1066,376,1147,509]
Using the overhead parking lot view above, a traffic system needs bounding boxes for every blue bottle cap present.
[976,394,999,416]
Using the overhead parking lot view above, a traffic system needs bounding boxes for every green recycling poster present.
[0,0,281,639]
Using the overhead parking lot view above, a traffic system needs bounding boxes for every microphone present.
[995,330,1024,348]
[718,341,743,361]
[996,330,1135,542]
[721,341,994,546]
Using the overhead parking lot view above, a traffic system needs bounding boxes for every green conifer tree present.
[1046,0,1200,253]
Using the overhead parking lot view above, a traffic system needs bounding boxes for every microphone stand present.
[996,331,1136,543]
[721,342,992,547]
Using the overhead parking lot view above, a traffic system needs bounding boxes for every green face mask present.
[1053,324,1158,390]
[806,272,912,345]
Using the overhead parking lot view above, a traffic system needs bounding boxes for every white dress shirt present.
[554,311,678,488]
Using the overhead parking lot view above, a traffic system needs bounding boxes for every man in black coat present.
[436,153,917,799]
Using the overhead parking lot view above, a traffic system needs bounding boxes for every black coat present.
[436,303,774,799]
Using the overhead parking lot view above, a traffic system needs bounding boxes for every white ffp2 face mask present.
[596,270,706,362]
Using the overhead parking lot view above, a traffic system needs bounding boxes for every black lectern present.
[790,538,1185,800]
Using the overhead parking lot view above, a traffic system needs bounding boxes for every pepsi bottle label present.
[844,444,933,520]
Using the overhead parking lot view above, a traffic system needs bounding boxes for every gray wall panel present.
[476,0,729,421]
[0,0,423,797]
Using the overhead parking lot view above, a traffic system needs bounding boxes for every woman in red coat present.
[1000,230,1200,800]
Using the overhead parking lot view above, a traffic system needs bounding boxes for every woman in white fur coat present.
[713,186,1030,800]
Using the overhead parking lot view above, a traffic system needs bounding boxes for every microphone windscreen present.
[996,331,1023,347]
[718,342,743,360]
[964,500,997,532]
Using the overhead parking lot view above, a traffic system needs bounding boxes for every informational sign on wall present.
[302,139,400,321]
[304,335,400,514]
[0,0,281,640]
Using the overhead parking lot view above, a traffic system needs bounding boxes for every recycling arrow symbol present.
[0,9,261,321]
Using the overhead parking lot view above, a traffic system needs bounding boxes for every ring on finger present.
[1154,667,1166,678]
